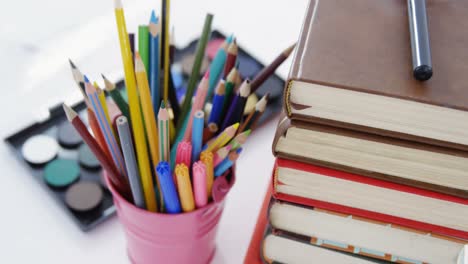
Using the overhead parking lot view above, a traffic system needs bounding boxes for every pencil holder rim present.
[103,166,235,216]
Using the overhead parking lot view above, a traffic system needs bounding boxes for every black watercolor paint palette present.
[4,30,285,232]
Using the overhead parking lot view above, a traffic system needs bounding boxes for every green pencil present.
[176,13,213,131]
[138,25,150,73]
[102,74,130,121]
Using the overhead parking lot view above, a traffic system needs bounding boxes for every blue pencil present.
[206,39,228,102]
[220,79,250,131]
[156,161,181,214]
[207,80,226,133]
[84,76,127,179]
[214,148,242,177]
[149,10,161,113]
[192,110,204,162]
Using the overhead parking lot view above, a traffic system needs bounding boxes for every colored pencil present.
[220,79,251,131]
[135,52,160,165]
[238,93,268,133]
[68,59,90,107]
[167,29,181,123]
[205,123,239,152]
[102,74,130,121]
[87,108,109,159]
[114,0,157,212]
[161,0,171,104]
[174,164,195,212]
[116,116,146,209]
[175,140,192,169]
[207,80,225,133]
[182,71,209,141]
[250,43,295,93]
[149,11,161,114]
[156,161,181,214]
[85,77,127,179]
[193,161,208,208]
[200,150,214,198]
[229,130,251,149]
[176,14,213,131]
[207,39,228,102]
[192,110,204,162]
[128,33,135,58]
[214,148,242,177]
[138,25,150,73]
[221,68,238,117]
[95,82,113,135]
[223,40,238,78]
[213,145,232,167]
[135,52,164,209]
[63,104,131,199]
[158,101,170,162]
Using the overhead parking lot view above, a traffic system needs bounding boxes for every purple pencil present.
[220,79,250,131]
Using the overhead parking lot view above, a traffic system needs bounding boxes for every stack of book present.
[245,0,468,263]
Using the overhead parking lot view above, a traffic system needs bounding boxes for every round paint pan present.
[57,122,82,148]
[44,159,80,188]
[65,181,103,212]
[78,144,101,170]
[21,135,59,165]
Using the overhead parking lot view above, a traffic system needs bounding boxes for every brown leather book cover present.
[285,0,468,150]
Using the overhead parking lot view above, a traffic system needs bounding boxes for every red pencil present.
[63,104,131,200]
[223,40,238,79]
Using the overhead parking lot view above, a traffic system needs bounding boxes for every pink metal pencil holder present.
[105,168,236,264]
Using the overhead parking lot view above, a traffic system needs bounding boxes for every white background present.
[0,0,307,263]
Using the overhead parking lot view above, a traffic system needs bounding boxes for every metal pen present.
[407,0,433,81]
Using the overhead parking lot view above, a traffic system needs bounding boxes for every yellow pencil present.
[163,0,171,104]
[95,82,113,133]
[175,164,195,212]
[114,0,157,212]
[135,52,164,210]
[200,150,214,198]
[205,123,239,152]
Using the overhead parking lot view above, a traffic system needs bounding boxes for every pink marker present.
[193,161,208,208]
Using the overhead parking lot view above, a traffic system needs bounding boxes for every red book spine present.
[273,158,468,239]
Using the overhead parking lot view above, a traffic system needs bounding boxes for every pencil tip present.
[160,100,165,109]
[284,43,296,56]
[83,75,90,83]
[114,0,123,8]
[239,79,251,97]
[63,104,77,121]
[232,123,240,130]
[204,70,210,79]
[226,34,234,44]
[150,10,157,23]
[236,148,243,154]
[68,59,76,69]
[102,75,115,91]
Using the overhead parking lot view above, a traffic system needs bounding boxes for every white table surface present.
[0,0,307,263]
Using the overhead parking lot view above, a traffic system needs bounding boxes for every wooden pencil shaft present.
[115,2,157,212]
[116,116,146,209]
[138,25,150,73]
[176,14,213,131]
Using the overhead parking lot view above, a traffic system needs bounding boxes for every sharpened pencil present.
[207,80,225,133]
[158,101,170,163]
[213,145,232,167]
[250,43,295,93]
[207,39,228,102]
[220,79,251,131]
[176,14,213,131]
[102,74,130,121]
[223,40,237,78]
[238,93,268,133]
[63,104,131,199]
[85,77,127,179]
[114,0,157,212]
[149,11,161,114]
[205,123,239,152]
[182,70,209,141]
[68,59,90,108]
[214,148,242,177]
